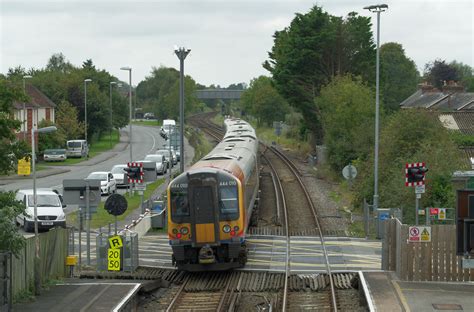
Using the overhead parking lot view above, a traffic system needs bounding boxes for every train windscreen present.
[219,184,239,220]
[170,188,189,220]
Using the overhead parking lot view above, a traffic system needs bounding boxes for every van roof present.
[67,139,86,142]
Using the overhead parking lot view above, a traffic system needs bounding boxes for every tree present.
[450,61,474,92]
[380,42,419,112]
[37,119,66,153]
[264,5,375,142]
[55,100,84,141]
[353,109,464,224]
[46,53,73,73]
[0,78,28,255]
[424,59,459,89]
[240,76,290,126]
[317,75,375,172]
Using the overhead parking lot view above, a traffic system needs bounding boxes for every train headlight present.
[172,228,178,234]
[223,224,231,233]
[234,226,239,232]
[180,227,189,235]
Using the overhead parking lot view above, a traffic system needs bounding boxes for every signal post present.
[406,162,428,225]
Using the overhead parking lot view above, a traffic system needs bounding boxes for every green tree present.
[354,109,464,224]
[380,43,419,112]
[264,5,375,142]
[37,119,66,153]
[449,61,474,92]
[240,76,290,126]
[317,75,375,172]
[55,100,84,140]
[0,78,28,255]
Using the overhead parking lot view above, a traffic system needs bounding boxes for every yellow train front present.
[167,118,259,271]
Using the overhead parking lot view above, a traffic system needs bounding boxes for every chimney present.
[418,82,436,94]
[442,81,465,93]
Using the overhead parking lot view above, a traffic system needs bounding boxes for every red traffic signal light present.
[405,162,428,186]
[126,162,144,183]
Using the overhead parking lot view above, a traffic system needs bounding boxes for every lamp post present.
[31,125,57,295]
[109,81,117,147]
[22,75,32,140]
[364,4,388,214]
[84,79,92,146]
[120,67,133,163]
[175,47,191,173]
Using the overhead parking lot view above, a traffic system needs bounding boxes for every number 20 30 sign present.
[108,248,121,271]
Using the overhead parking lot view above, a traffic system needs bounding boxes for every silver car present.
[144,154,167,175]
[111,164,128,187]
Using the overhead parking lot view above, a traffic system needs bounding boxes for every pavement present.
[364,271,474,312]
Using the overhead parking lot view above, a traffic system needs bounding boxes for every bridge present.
[195,89,243,100]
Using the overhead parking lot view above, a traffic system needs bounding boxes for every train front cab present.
[168,170,247,271]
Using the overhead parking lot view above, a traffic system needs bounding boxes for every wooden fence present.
[11,228,68,299]
[383,218,474,282]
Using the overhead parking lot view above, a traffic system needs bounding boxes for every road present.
[0,125,169,214]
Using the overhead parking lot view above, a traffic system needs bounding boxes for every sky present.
[0,0,473,87]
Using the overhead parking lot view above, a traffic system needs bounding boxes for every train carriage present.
[167,118,259,271]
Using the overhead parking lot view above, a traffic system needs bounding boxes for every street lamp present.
[120,67,133,163]
[84,79,92,147]
[22,75,32,140]
[109,81,117,147]
[31,125,57,295]
[174,46,191,173]
[364,4,388,214]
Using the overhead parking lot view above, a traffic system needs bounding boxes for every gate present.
[0,252,11,312]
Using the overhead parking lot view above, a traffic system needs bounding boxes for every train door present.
[188,174,220,245]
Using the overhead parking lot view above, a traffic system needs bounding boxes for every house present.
[400,81,474,168]
[12,84,56,145]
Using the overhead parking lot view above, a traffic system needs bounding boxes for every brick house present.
[12,84,56,145]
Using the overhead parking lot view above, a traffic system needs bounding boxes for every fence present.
[0,253,11,312]
[383,218,474,282]
[11,228,68,299]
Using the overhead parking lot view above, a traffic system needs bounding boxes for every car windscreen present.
[67,142,82,148]
[145,155,162,163]
[87,173,107,180]
[111,167,126,174]
[27,194,61,207]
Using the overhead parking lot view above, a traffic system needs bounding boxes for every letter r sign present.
[108,235,123,249]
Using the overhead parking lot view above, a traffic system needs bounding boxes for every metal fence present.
[11,228,68,300]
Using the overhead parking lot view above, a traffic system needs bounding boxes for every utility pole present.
[175,47,191,173]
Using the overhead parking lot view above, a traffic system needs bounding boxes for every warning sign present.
[438,208,446,220]
[408,226,431,242]
[109,235,123,249]
[108,248,121,271]
[17,158,30,175]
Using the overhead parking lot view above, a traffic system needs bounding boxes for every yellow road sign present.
[109,235,123,249]
[17,158,30,175]
[438,208,446,220]
[108,248,121,271]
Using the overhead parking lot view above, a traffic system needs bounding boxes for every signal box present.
[456,190,474,255]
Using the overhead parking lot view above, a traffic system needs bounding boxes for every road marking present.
[146,128,157,154]
[391,280,411,312]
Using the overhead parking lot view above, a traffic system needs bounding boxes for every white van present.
[15,189,66,232]
[161,119,176,135]
[66,140,89,158]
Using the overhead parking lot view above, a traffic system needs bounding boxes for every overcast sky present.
[1,0,472,87]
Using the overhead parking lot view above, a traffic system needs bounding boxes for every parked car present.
[159,128,168,140]
[86,171,117,195]
[156,149,173,168]
[144,112,155,120]
[43,149,67,162]
[144,154,167,175]
[175,148,181,162]
[170,149,177,165]
[66,140,89,158]
[111,164,128,187]
[15,189,66,232]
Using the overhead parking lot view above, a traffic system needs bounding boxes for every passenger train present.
[167,117,259,271]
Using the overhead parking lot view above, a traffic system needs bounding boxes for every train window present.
[171,190,189,218]
[219,186,239,219]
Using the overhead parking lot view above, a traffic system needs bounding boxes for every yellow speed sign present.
[108,248,121,271]
[17,158,31,175]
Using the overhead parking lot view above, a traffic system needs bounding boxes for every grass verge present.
[187,127,213,164]
[131,120,161,127]
[67,178,165,229]
[44,130,119,166]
